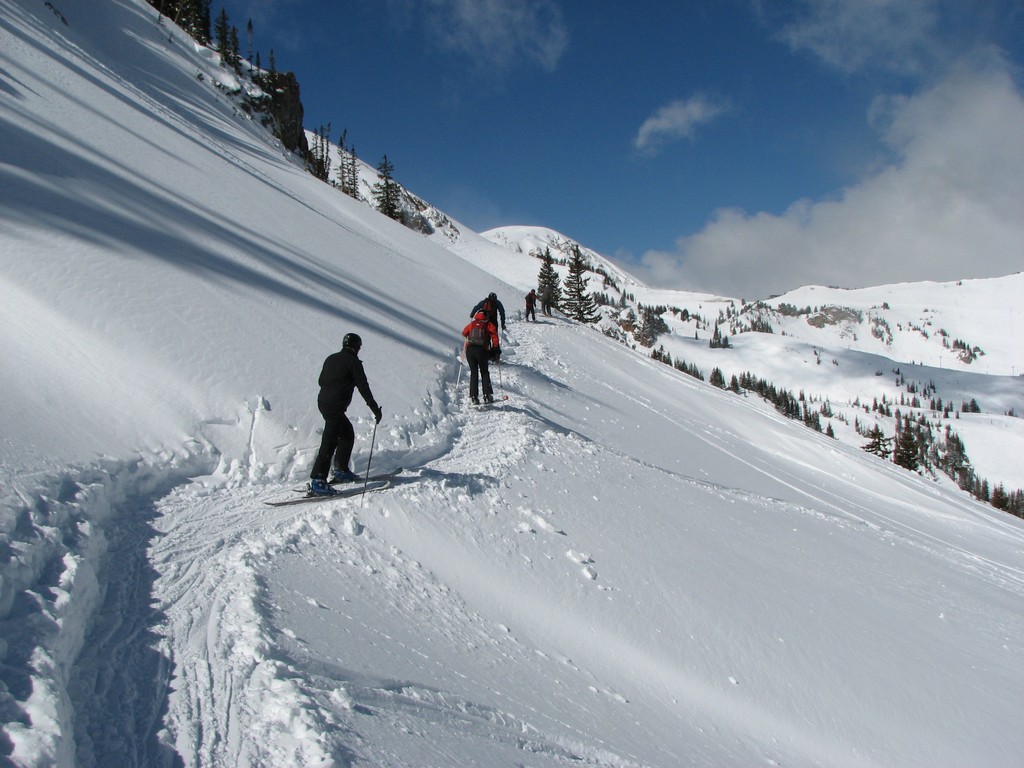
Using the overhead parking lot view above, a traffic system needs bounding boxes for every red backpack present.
[467,319,489,347]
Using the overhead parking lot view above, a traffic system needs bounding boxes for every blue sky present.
[217,0,1024,298]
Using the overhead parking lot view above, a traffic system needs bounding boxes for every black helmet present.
[342,332,362,350]
[488,292,497,301]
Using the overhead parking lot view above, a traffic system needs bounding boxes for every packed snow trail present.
[135,317,1024,767]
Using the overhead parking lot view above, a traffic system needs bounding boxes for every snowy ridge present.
[1,1,1023,766]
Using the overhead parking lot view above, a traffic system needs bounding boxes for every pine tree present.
[536,248,562,310]
[214,8,230,63]
[346,143,360,199]
[229,25,241,71]
[562,245,599,323]
[373,155,401,221]
[893,418,920,471]
[862,424,893,459]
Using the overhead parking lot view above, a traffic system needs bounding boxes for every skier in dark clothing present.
[471,292,506,331]
[539,285,554,316]
[525,289,537,321]
[308,333,383,496]
[462,312,501,404]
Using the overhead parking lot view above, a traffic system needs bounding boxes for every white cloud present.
[633,95,729,155]
[422,0,569,72]
[636,59,1024,299]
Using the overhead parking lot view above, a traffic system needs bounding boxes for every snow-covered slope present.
[481,226,1024,493]
[2,1,1023,767]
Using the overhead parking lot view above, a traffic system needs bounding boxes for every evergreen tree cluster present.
[634,306,669,348]
[734,372,825,432]
[151,0,211,44]
[650,347,704,381]
[213,7,241,71]
[855,409,1024,517]
[335,129,360,199]
[308,123,333,182]
[709,322,731,349]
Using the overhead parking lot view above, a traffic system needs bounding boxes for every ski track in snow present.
[143,320,648,767]
[127,319,1023,767]
[4,306,1019,767]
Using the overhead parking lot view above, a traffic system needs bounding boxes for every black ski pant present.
[466,345,493,399]
[311,409,355,480]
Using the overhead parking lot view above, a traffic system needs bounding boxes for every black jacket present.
[471,297,506,327]
[317,348,378,417]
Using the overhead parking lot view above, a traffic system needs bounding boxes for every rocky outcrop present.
[263,71,308,156]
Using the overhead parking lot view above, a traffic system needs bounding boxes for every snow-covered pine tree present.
[562,245,599,323]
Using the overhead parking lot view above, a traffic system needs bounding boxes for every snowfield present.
[2,1,1023,766]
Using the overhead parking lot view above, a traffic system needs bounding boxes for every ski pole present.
[362,421,378,501]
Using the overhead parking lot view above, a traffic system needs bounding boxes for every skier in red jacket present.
[462,312,501,404]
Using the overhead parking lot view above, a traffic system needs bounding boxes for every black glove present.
[372,405,383,423]
[490,347,501,361]
[501,324,507,331]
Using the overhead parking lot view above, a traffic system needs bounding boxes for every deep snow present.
[1,1,1023,766]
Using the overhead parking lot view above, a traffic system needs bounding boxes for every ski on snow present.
[264,468,404,507]
[287,467,405,493]
[265,479,391,507]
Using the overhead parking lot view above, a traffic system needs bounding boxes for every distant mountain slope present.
[477,226,1024,497]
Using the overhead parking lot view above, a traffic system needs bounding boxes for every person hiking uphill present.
[525,289,537,322]
[471,292,506,331]
[308,333,383,496]
[539,285,554,316]
[462,311,501,404]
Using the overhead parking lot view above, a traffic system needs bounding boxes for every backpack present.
[467,320,489,347]
[482,298,496,321]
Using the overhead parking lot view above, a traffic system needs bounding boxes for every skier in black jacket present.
[471,292,506,330]
[309,333,383,495]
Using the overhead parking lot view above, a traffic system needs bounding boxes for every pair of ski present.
[264,468,403,507]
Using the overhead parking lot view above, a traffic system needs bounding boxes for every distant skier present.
[471,292,506,331]
[308,333,383,496]
[462,311,501,405]
[539,285,554,317]
[525,289,537,322]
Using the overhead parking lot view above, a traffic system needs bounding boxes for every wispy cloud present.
[769,0,949,77]
[419,0,569,73]
[633,95,729,156]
